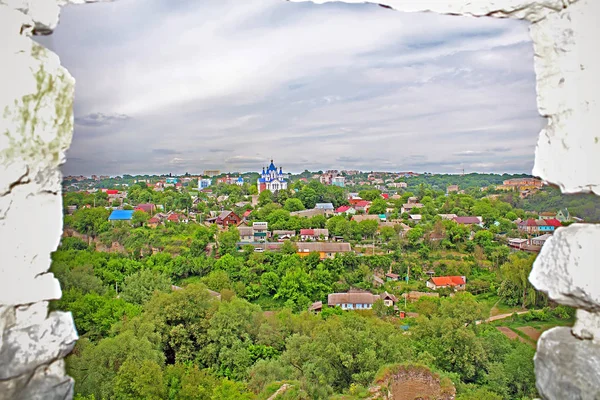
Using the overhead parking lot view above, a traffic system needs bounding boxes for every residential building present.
[508,238,528,250]
[238,227,255,243]
[354,200,371,212]
[386,272,399,281]
[332,176,345,187]
[296,242,352,259]
[539,212,557,220]
[401,203,423,214]
[351,215,380,223]
[272,230,296,240]
[453,216,483,226]
[134,203,156,214]
[147,217,160,228]
[531,233,552,247]
[556,208,571,222]
[258,160,288,193]
[327,291,397,310]
[165,177,178,184]
[497,177,543,191]
[108,210,134,222]
[315,203,335,211]
[299,228,329,241]
[387,182,407,188]
[290,208,332,218]
[408,214,422,222]
[447,185,459,193]
[438,214,458,220]
[207,210,241,227]
[335,205,356,215]
[308,301,323,313]
[518,218,541,234]
[199,178,212,189]
[426,276,466,291]
[203,170,220,177]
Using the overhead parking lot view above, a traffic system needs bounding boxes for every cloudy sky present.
[37,0,544,176]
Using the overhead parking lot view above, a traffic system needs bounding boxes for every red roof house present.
[105,189,119,195]
[426,276,466,291]
[453,216,482,225]
[381,193,389,200]
[544,219,562,228]
[134,203,156,213]
[167,213,180,222]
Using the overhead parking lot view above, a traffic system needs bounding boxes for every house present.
[531,233,552,247]
[242,209,253,220]
[147,217,161,228]
[497,177,543,191]
[315,203,335,211]
[290,208,332,218]
[453,216,483,226]
[386,272,399,281]
[134,203,156,214]
[372,275,385,287]
[408,214,422,222]
[300,228,329,241]
[238,227,255,243]
[296,242,352,259]
[273,230,296,240]
[108,210,134,222]
[438,214,458,220]
[308,301,323,312]
[327,291,397,310]
[402,291,440,302]
[447,185,459,193]
[508,238,528,250]
[213,210,241,227]
[335,205,356,215]
[401,203,423,214]
[544,219,562,230]
[536,219,553,233]
[426,276,466,291]
[332,176,345,187]
[556,208,571,222]
[351,214,381,223]
[167,213,187,223]
[539,212,557,220]
[518,218,540,234]
[252,222,269,241]
[354,200,371,212]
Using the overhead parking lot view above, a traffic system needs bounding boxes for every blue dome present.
[258,178,266,183]
[267,159,277,172]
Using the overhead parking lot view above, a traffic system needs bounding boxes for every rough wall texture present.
[0,0,598,399]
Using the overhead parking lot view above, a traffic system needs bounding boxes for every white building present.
[257,160,288,193]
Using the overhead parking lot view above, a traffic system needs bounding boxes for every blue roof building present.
[108,210,134,221]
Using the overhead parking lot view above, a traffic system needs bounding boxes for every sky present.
[36,0,545,176]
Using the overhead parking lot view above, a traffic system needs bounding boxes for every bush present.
[552,305,575,320]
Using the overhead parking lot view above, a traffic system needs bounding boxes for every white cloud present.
[36,0,542,175]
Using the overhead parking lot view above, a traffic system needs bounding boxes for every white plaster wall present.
[1,0,599,398]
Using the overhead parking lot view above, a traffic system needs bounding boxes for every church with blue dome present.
[258,160,287,193]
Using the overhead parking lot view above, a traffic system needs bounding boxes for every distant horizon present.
[63,169,535,179]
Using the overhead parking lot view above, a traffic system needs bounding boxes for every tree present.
[501,253,536,308]
[217,227,240,256]
[72,207,110,242]
[114,359,165,400]
[368,198,387,215]
[283,198,305,212]
[358,219,379,239]
[258,190,273,206]
[280,240,298,255]
[132,210,149,227]
[121,270,171,305]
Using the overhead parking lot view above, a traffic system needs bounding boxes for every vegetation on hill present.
[55,174,587,399]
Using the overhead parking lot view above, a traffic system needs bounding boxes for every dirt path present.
[496,326,535,347]
[267,384,292,400]
[517,326,542,341]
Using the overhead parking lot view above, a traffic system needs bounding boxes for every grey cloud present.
[152,148,180,155]
[75,112,130,127]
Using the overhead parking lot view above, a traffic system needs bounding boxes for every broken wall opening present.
[1,0,599,399]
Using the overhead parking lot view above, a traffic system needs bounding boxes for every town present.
[55,161,597,399]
